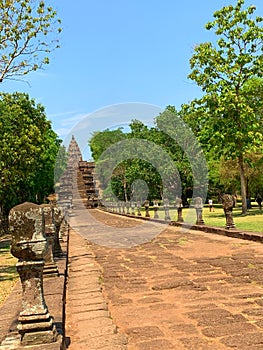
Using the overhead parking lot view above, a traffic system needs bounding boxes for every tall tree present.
[89,128,126,162]
[0,92,61,231]
[0,0,62,82]
[188,0,263,214]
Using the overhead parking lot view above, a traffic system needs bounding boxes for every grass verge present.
[147,205,263,233]
[0,242,18,306]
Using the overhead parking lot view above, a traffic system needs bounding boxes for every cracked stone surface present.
[66,209,263,349]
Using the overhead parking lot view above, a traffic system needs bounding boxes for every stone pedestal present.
[194,197,204,225]
[131,202,135,216]
[175,198,184,222]
[59,218,69,239]
[9,202,58,346]
[52,207,63,257]
[222,194,236,229]
[16,260,57,346]
[40,205,59,277]
[177,207,183,222]
[163,199,171,222]
[44,233,59,277]
[122,202,125,214]
[144,201,150,218]
[153,200,159,219]
[137,202,142,216]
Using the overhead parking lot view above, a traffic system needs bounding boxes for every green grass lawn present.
[0,242,18,305]
[143,205,263,233]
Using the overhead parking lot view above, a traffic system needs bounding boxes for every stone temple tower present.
[57,136,98,209]
[67,135,82,165]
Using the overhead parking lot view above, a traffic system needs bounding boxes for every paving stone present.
[180,336,225,350]
[169,323,198,335]
[187,308,247,326]
[126,326,164,341]
[137,297,163,304]
[66,210,263,350]
[135,339,174,349]
[202,321,257,337]
[221,332,263,349]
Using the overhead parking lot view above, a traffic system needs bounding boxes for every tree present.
[0,92,61,231]
[89,128,126,162]
[155,106,208,204]
[32,128,62,202]
[89,119,188,204]
[188,0,263,214]
[0,0,62,82]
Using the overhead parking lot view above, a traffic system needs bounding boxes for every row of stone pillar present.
[104,194,236,229]
[105,198,201,223]
[8,202,68,347]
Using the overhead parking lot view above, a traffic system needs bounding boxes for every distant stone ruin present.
[57,136,99,210]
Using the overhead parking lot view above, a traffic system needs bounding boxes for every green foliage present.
[89,116,196,203]
[54,145,68,184]
[0,0,62,82]
[0,92,61,217]
[189,0,263,93]
[188,0,263,214]
[155,107,208,201]
[89,128,126,162]
[88,1,263,209]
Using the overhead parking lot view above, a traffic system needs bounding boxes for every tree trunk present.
[0,205,9,236]
[123,178,128,203]
[238,155,247,215]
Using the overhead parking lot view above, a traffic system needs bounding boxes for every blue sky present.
[1,0,263,158]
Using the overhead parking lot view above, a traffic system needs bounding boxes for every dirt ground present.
[73,210,263,350]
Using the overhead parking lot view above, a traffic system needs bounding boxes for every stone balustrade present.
[9,202,58,347]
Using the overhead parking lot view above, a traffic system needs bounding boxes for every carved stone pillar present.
[153,200,159,219]
[163,199,171,222]
[222,194,236,229]
[144,200,150,218]
[194,197,205,225]
[9,202,57,346]
[52,206,64,257]
[131,202,136,216]
[175,197,184,222]
[136,201,142,216]
[122,202,125,214]
[40,204,59,277]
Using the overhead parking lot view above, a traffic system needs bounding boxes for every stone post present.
[153,200,159,219]
[222,194,236,229]
[126,202,130,214]
[52,206,64,257]
[144,200,150,218]
[131,201,136,216]
[40,204,59,277]
[194,197,205,225]
[163,199,171,222]
[136,201,142,216]
[9,202,57,346]
[175,197,184,222]
[122,202,126,214]
[59,217,69,239]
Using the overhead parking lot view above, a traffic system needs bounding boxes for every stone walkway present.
[66,209,263,350]
[65,229,128,350]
